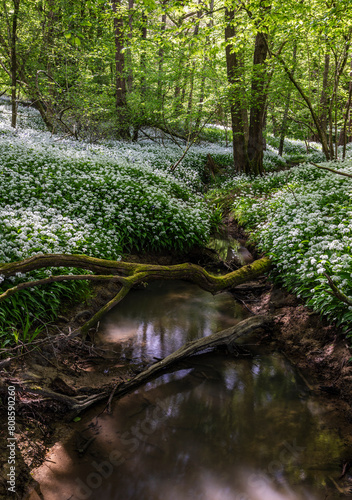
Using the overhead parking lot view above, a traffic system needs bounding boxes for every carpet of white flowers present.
[0,133,213,263]
[1,97,350,341]
[0,101,217,339]
[230,161,352,330]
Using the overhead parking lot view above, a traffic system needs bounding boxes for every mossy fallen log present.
[0,253,271,337]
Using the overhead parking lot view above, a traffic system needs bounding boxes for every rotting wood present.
[15,315,271,417]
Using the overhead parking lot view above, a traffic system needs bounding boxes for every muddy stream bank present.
[1,241,352,500]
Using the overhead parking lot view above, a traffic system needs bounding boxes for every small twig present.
[106,381,120,414]
[75,436,96,456]
[139,128,160,144]
[233,296,256,315]
[285,174,300,204]
[323,272,352,307]
[170,110,216,173]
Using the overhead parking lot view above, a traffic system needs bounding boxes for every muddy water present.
[97,280,247,362]
[31,282,351,500]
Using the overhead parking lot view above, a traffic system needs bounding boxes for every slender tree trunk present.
[339,58,352,156]
[186,8,201,133]
[111,0,129,137]
[247,30,269,175]
[194,0,214,131]
[274,51,331,159]
[225,7,248,172]
[157,4,167,99]
[9,0,20,128]
[328,38,350,157]
[44,0,57,127]
[126,0,134,92]
[316,52,330,141]
[278,43,297,156]
[140,13,147,99]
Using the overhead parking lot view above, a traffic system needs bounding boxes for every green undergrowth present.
[1,99,351,346]
[209,161,352,334]
[0,269,92,349]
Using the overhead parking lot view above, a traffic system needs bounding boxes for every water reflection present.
[207,237,240,262]
[98,280,246,362]
[33,355,347,500]
[31,282,350,500]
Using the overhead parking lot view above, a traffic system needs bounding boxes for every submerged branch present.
[21,315,270,416]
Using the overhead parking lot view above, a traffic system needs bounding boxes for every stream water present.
[31,281,351,500]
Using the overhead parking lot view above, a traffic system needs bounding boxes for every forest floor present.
[1,236,352,499]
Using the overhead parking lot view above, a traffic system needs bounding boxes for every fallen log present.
[100,315,271,414]
[0,253,271,337]
[19,315,271,417]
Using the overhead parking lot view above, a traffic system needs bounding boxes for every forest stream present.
[28,275,352,500]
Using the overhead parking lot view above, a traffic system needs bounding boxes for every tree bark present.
[0,253,271,337]
[273,50,331,160]
[111,0,129,138]
[225,7,248,173]
[157,3,167,99]
[140,12,147,100]
[278,43,297,156]
[339,58,352,157]
[194,0,214,132]
[126,0,134,92]
[247,30,269,175]
[6,0,21,128]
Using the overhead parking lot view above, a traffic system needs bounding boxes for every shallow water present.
[31,281,351,500]
[97,280,247,362]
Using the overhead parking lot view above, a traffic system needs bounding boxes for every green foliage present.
[222,161,352,331]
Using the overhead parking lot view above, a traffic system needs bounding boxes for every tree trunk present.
[247,30,269,176]
[9,0,21,128]
[126,0,134,92]
[111,0,129,138]
[185,9,201,134]
[339,58,352,157]
[194,0,214,132]
[279,43,297,156]
[140,12,147,100]
[157,4,167,99]
[319,53,330,141]
[225,7,248,173]
[274,51,331,160]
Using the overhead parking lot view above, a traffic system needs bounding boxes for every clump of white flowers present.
[0,101,216,262]
[231,161,352,330]
[0,99,217,339]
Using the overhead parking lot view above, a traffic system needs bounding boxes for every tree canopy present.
[1,0,352,173]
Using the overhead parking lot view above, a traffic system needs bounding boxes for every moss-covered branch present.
[0,253,271,337]
[0,274,128,303]
[0,253,271,290]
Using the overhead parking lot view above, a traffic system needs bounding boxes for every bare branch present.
[310,161,352,179]
[323,272,352,307]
